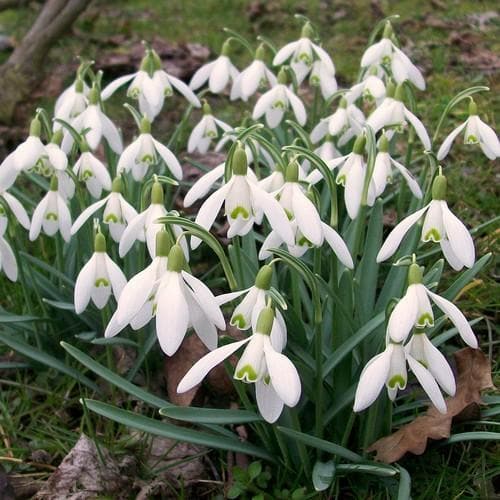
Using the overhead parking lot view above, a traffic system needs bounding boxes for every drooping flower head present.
[73,141,112,199]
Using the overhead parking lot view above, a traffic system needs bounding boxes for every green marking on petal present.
[423,228,441,242]
[284,208,294,220]
[205,130,217,138]
[82,170,94,181]
[336,174,346,186]
[164,87,173,97]
[273,100,286,109]
[298,53,312,65]
[297,235,313,247]
[264,374,271,385]
[139,154,155,165]
[104,213,119,223]
[230,206,250,220]
[231,314,247,329]
[235,364,258,383]
[127,87,140,99]
[417,313,434,328]
[388,375,406,389]
[45,212,58,221]
[94,277,110,287]
[382,55,391,65]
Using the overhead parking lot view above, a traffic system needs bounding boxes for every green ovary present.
[235,364,258,382]
[94,278,110,287]
[230,206,250,220]
[423,228,441,242]
[388,375,405,389]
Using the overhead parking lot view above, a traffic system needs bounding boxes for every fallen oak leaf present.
[367,348,495,463]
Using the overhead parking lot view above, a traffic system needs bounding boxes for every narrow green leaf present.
[0,332,99,392]
[159,406,261,424]
[277,426,362,462]
[84,399,275,461]
[397,465,411,500]
[336,463,398,477]
[443,431,500,445]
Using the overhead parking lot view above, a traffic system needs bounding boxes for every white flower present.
[117,119,183,181]
[177,306,301,423]
[54,78,89,130]
[118,181,187,259]
[309,60,337,99]
[190,42,239,94]
[105,231,170,337]
[360,22,425,90]
[110,244,225,356]
[273,22,334,85]
[353,340,448,414]
[71,177,138,243]
[7,117,46,176]
[310,98,365,145]
[0,234,17,282]
[29,176,72,242]
[252,76,306,128]
[307,136,376,219]
[74,232,126,313]
[187,103,233,154]
[366,85,430,150]
[386,261,477,348]
[61,87,123,154]
[300,138,340,174]
[258,167,286,193]
[188,146,294,250]
[371,134,422,199]
[73,150,112,199]
[345,73,386,105]
[102,49,200,121]
[377,173,475,271]
[230,47,277,101]
[437,101,500,160]
[0,189,31,235]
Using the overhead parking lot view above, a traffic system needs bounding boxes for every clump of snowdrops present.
[0,14,497,493]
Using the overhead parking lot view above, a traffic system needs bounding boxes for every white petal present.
[292,184,323,245]
[156,273,189,355]
[183,164,225,207]
[390,158,422,198]
[0,237,17,281]
[360,40,389,67]
[57,195,72,242]
[426,290,478,348]
[182,270,225,329]
[187,117,207,153]
[353,347,392,412]
[440,238,464,271]
[100,113,123,154]
[71,196,109,235]
[252,88,277,120]
[209,56,231,93]
[167,74,201,107]
[101,73,136,100]
[215,288,250,306]
[441,202,475,268]
[29,194,49,241]
[436,121,467,160]
[152,138,182,180]
[273,41,300,65]
[118,210,147,257]
[116,139,141,175]
[376,205,429,262]
[256,379,284,423]
[264,338,301,407]
[477,118,500,158]
[387,285,419,343]
[403,108,431,150]
[104,254,127,300]
[2,192,30,230]
[421,200,444,242]
[321,223,354,268]
[185,289,218,350]
[421,335,456,396]
[285,88,307,126]
[344,156,364,219]
[74,254,97,314]
[189,61,216,90]
[406,354,447,414]
[177,338,251,393]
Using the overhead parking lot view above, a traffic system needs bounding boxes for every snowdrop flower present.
[73,146,112,199]
[309,59,337,100]
[437,99,500,160]
[353,339,448,414]
[105,230,171,337]
[117,117,183,181]
[345,68,386,105]
[54,77,88,130]
[190,40,239,94]
[102,48,200,121]
[367,84,431,150]
[74,232,126,314]
[230,44,277,101]
[215,132,274,170]
[119,180,188,259]
[377,172,475,271]
[187,101,233,154]
[386,261,477,348]
[61,86,123,154]
[8,117,46,174]
[300,137,341,174]
[0,189,30,235]
[360,22,425,90]
[71,177,137,243]
[0,234,16,282]
[307,135,376,219]
[189,145,294,250]
[273,21,334,85]
[310,98,365,145]
[29,176,71,242]
[117,243,225,356]
[258,163,353,265]
[178,305,301,423]
[252,68,306,128]
[372,133,422,199]
[259,164,286,193]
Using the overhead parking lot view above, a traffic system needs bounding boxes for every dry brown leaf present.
[367,348,495,463]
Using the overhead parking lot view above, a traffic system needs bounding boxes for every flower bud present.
[30,116,41,137]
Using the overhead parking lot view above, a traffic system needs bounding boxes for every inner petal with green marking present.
[387,374,406,389]
[94,277,110,287]
[423,227,441,242]
[45,212,58,221]
[231,314,247,329]
[235,364,258,383]
[230,206,250,220]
